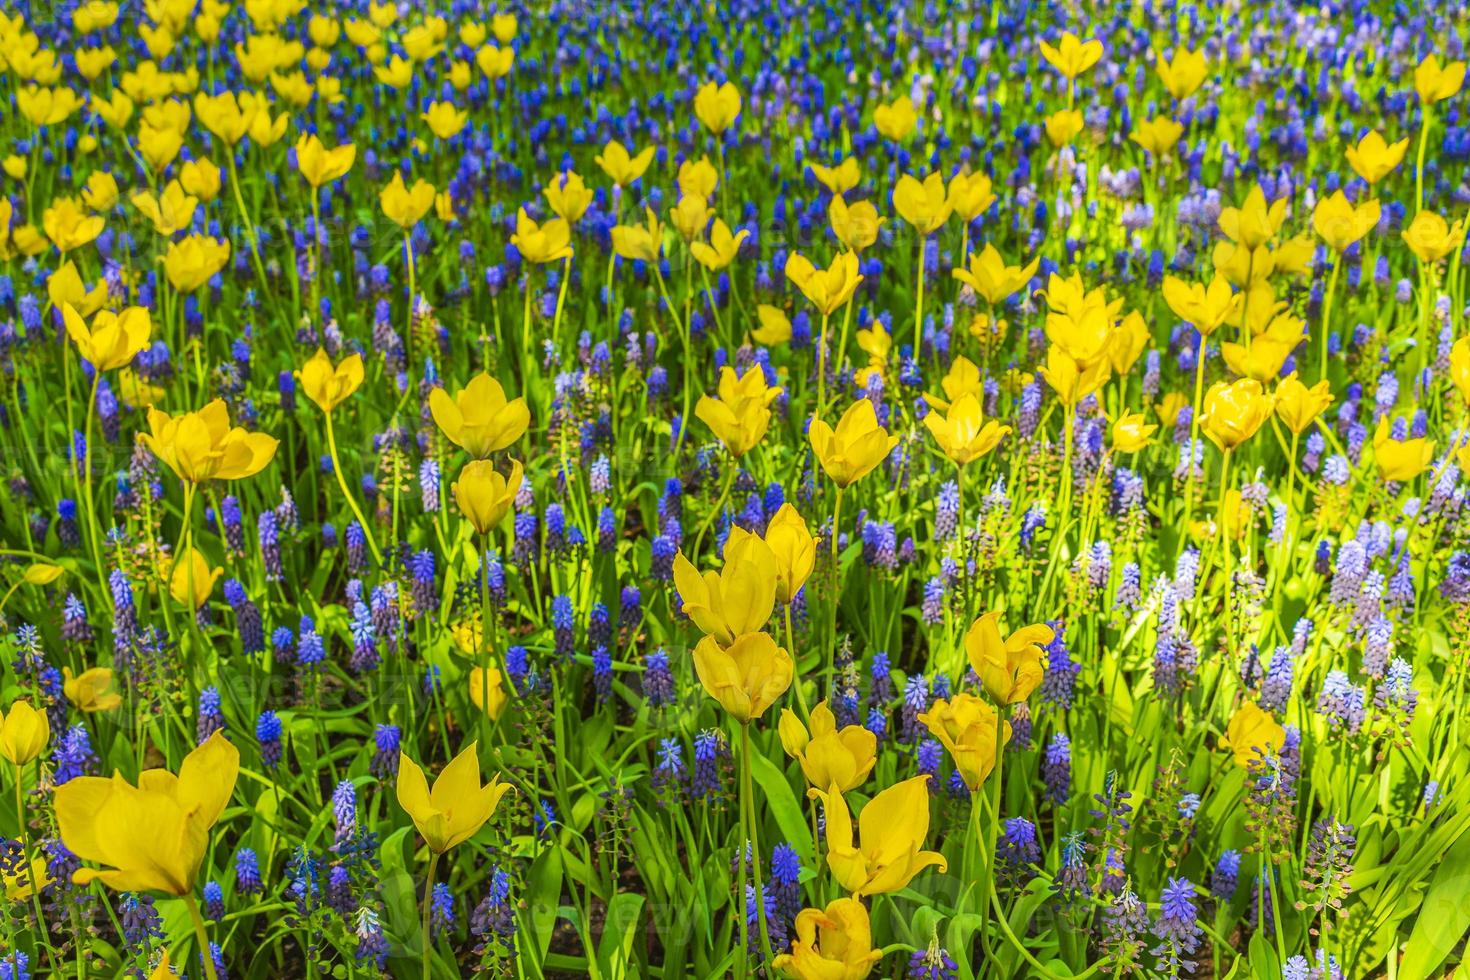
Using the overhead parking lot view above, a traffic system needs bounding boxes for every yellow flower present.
[297,348,364,413]
[62,303,150,371]
[141,399,279,483]
[1129,116,1183,160]
[1156,46,1206,100]
[1218,185,1287,249]
[428,373,529,458]
[610,208,663,263]
[1402,210,1464,264]
[690,218,749,271]
[421,100,468,140]
[1372,418,1434,482]
[63,667,122,712]
[379,171,436,229]
[117,367,164,409]
[1415,53,1466,104]
[22,563,64,586]
[1111,411,1158,453]
[1344,130,1409,185]
[295,134,355,187]
[772,898,882,980]
[543,171,593,223]
[55,730,237,894]
[1221,337,1292,383]
[1038,345,1110,407]
[764,503,815,604]
[373,54,414,88]
[808,157,861,196]
[809,399,898,488]
[1274,373,1334,435]
[48,261,108,315]
[0,700,50,766]
[1200,379,1274,450]
[1161,273,1240,336]
[453,459,524,535]
[694,365,781,458]
[1043,108,1085,147]
[193,90,256,144]
[131,181,197,237]
[921,356,982,413]
[1221,703,1285,768]
[458,22,486,47]
[892,172,952,235]
[873,96,916,143]
[17,84,81,126]
[810,776,946,897]
[169,546,222,610]
[923,392,1009,466]
[492,12,517,41]
[475,43,514,80]
[396,742,511,854]
[785,251,863,316]
[1108,311,1151,375]
[137,122,183,172]
[1039,32,1104,79]
[309,13,341,46]
[946,171,996,223]
[1,156,26,181]
[74,45,116,80]
[4,856,50,903]
[178,157,222,202]
[74,1,120,32]
[693,80,741,134]
[1312,191,1379,253]
[468,666,507,722]
[93,91,134,132]
[952,245,1039,306]
[673,532,779,646]
[594,140,655,187]
[164,235,231,292]
[965,611,1054,704]
[692,630,793,721]
[42,196,105,252]
[677,156,720,201]
[827,196,883,254]
[510,207,573,264]
[81,171,119,211]
[752,304,792,346]
[669,193,714,243]
[779,700,877,792]
[917,693,1009,791]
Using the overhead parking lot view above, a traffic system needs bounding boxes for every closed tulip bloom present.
[1221,337,1292,383]
[298,349,364,413]
[429,374,529,458]
[1372,418,1434,482]
[670,194,714,243]
[1402,210,1465,264]
[63,667,122,712]
[62,303,150,371]
[1344,130,1408,185]
[827,197,883,254]
[892,172,953,235]
[1273,374,1334,435]
[1312,192,1379,252]
[1108,311,1151,375]
[81,171,120,212]
[807,157,861,196]
[131,181,197,236]
[1218,185,1287,249]
[43,196,105,252]
[752,305,793,346]
[295,134,355,187]
[397,741,511,854]
[55,730,237,894]
[785,251,864,316]
[952,245,1039,306]
[194,90,256,144]
[692,630,792,721]
[141,400,278,483]
[1111,411,1157,453]
[1451,339,1470,406]
[917,693,1009,790]
[453,459,524,535]
[946,171,996,222]
[1415,53,1466,104]
[809,399,898,488]
[764,503,816,604]
[610,208,663,263]
[779,701,876,792]
[178,157,222,202]
[1044,108,1085,147]
[1161,273,1240,335]
[421,100,467,139]
[690,218,748,271]
[965,611,1054,704]
[693,80,741,134]
[1038,345,1111,407]
[169,547,222,610]
[923,392,1010,466]
[673,531,779,646]
[677,157,720,200]
[475,43,514,79]
[1200,379,1274,450]
[379,171,436,228]
[1155,46,1206,99]
[694,366,780,458]
[1130,116,1183,160]
[543,170,593,224]
[810,776,946,897]
[0,700,50,766]
[873,96,916,142]
[164,235,231,292]
[1039,32,1103,79]
[594,140,655,186]
[1221,703,1285,768]
[923,356,983,412]
[468,666,507,722]
[510,207,573,264]
[772,898,883,980]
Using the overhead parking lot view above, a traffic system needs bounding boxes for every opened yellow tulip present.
[772,897,883,980]
[694,366,780,458]
[1200,379,1273,450]
[544,171,593,224]
[179,157,222,202]
[808,157,861,196]
[946,171,996,223]
[131,181,197,236]
[693,80,741,134]
[677,157,719,201]
[429,374,529,458]
[62,303,150,372]
[295,348,363,413]
[1451,338,1470,406]
[1156,46,1206,99]
[692,630,792,721]
[1108,311,1151,375]
[764,503,815,604]
[1218,185,1287,249]
[164,235,231,292]
[594,140,655,187]
[1130,116,1183,160]
[811,776,946,897]
[194,91,257,145]
[952,245,1038,306]
[510,207,573,264]
[1039,32,1103,79]
[1344,130,1408,185]
[453,459,524,535]
[922,356,983,412]
[1274,374,1334,435]
[295,134,355,187]
[917,693,1009,791]
[63,667,122,712]
[779,700,876,792]
[42,196,105,252]
[785,251,863,316]
[1038,345,1110,407]
[1221,337,1292,383]
[1402,210,1464,264]
[379,171,436,229]
[169,547,222,610]
[1312,192,1379,252]
[873,96,916,142]
[923,392,1009,466]
[828,197,883,254]
[752,304,793,346]
[1372,418,1434,482]
[673,531,779,646]
[690,218,749,271]
[421,100,468,139]
[468,666,508,722]
[892,172,952,235]
[1111,411,1157,453]
[1161,273,1240,335]
[141,400,278,484]
[81,171,119,212]
[1221,703,1285,768]
[0,700,50,766]
[610,209,663,263]
[18,85,81,126]
[1416,54,1466,104]
[397,741,511,854]
[809,399,897,488]
[55,729,237,894]
[965,611,1054,704]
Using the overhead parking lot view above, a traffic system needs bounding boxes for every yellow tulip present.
[74,46,116,80]
[138,122,184,172]
[1200,379,1274,450]
[1111,411,1157,453]
[428,374,529,458]
[296,349,364,414]
[828,197,883,254]
[42,196,105,252]
[892,172,952,235]
[62,303,150,372]
[63,667,122,712]
[1156,46,1206,99]
[169,546,222,610]
[764,503,815,604]
[142,400,278,484]
[694,366,780,458]
[1221,337,1292,383]
[56,730,237,894]
[17,84,81,126]
[1273,374,1334,435]
[1415,53,1466,104]
[453,459,524,535]
[594,140,655,187]
[544,171,593,224]
[917,693,1009,791]
[4,856,50,903]
[946,171,996,223]
[808,157,861,196]
[131,181,197,237]
[1038,345,1110,407]
[1108,310,1151,375]
[421,100,468,140]
[693,80,741,134]
[809,399,897,488]
[677,156,719,201]
[0,700,50,766]
[669,193,714,243]
[1402,210,1464,264]
[1161,273,1240,335]
[90,89,132,130]
[510,207,573,264]
[778,700,876,792]
[1039,32,1103,79]
[1130,116,1183,161]
[1218,185,1287,249]
[178,157,221,202]
[1344,130,1408,185]
[923,392,1009,466]
[952,245,1039,306]
[468,666,507,722]
[965,611,1054,704]
[74,1,121,32]
[295,134,355,187]
[785,251,863,316]
[396,741,511,854]
[772,898,882,980]
[164,235,231,292]
[379,171,436,229]
[872,96,916,143]
[610,208,663,263]
[1221,703,1285,768]
[1450,338,1470,407]
[691,629,792,721]
[492,12,517,42]
[810,776,946,897]
[922,356,983,413]
[1312,191,1379,252]
[752,304,793,346]
[193,90,256,144]
[475,43,514,80]
[673,532,779,646]
[1372,418,1434,482]
[1044,108,1085,146]
[690,218,749,271]
[81,171,119,211]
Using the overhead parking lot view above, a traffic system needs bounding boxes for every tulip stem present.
[830,486,844,563]
[1179,332,1207,552]
[740,723,776,970]
[816,312,830,417]
[1275,433,1300,575]
[80,371,109,608]
[691,458,737,558]
[323,411,384,568]
[224,154,274,311]
[734,739,750,980]
[404,231,417,365]
[913,234,926,359]
[1318,256,1340,384]
[15,773,57,976]
[421,849,441,980]
[184,892,218,980]
[1416,105,1432,217]
[1215,449,1234,658]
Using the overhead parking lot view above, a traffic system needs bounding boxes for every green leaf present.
[750,751,812,860]
[1399,821,1470,980]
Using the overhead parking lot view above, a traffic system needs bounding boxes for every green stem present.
[324,411,384,567]
[183,892,219,980]
[1180,332,1208,548]
[741,723,775,967]
[421,850,441,980]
